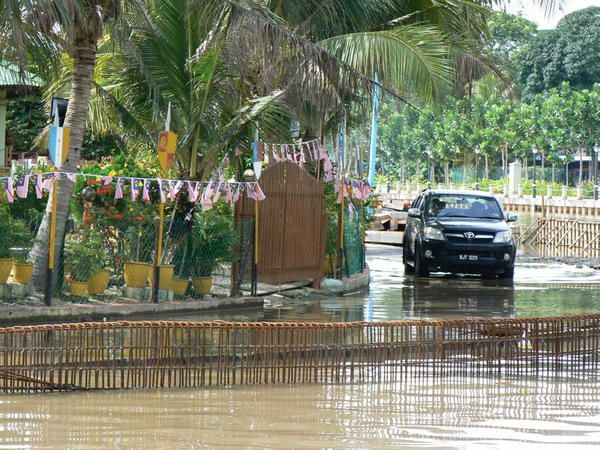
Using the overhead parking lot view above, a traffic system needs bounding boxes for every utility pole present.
[368,74,381,187]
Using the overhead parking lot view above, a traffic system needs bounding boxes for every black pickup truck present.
[402,189,517,279]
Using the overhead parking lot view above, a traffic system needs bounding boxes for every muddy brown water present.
[3,244,600,447]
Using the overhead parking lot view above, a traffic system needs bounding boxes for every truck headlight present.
[424,227,445,240]
[493,230,513,243]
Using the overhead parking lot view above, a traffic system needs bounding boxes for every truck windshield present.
[426,194,503,219]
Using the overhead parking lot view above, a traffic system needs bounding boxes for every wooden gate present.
[236,161,326,285]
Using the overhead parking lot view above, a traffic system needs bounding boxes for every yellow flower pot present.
[172,277,189,296]
[124,262,151,288]
[88,269,109,295]
[0,258,13,285]
[148,265,175,291]
[192,277,212,295]
[12,262,33,284]
[323,255,337,276]
[69,280,88,297]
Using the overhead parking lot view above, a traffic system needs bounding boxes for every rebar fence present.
[520,217,600,258]
[1,314,599,393]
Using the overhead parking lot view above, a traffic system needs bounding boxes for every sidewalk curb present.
[0,296,264,325]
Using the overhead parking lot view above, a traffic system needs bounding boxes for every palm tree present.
[89,0,468,177]
[0,0,122,295]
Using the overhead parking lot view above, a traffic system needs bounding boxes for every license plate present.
[459,254,478,261]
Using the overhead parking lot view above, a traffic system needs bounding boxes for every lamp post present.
[532,145,538,198]
[595,144,600,200]
[474,147,480,190]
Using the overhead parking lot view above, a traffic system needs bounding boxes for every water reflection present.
[401,278,515,319]
[120,244,600,324]
[2,376,600,448]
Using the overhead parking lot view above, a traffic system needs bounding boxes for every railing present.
[1,315,599,392]
[376,183,600,200]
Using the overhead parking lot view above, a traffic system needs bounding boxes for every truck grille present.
[444,232,495,243]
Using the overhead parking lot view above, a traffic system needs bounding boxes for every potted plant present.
[0,205,31,284]
[12,253,34,284]
[175,210,238,296]
[64,234,104,297]
[122,222,152,288]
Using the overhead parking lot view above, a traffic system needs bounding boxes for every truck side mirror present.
[408,208,421,218]
[506,212,518,222]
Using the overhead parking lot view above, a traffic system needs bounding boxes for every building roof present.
[0,62,41,88]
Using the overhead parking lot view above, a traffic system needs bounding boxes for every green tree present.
[518,7,600,96]
[485,11,537,76]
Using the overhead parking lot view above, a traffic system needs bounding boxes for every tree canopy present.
[518,7,600,96]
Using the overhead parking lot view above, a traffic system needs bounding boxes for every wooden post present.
[0,90,6,167]
[337,197,344,280]
[252,198,259,296]
[44,179,58,306]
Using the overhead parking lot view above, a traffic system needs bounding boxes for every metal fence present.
[1,314,599,392]
[0,186,255,305]
[344,208,366,277]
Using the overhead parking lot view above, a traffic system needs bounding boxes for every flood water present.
[159,244,600,323]
[2,377,600,449]
[3,245,600,448]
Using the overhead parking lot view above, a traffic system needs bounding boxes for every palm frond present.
[318,25,452,102]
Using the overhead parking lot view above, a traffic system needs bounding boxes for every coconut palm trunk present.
[30,43,98,294]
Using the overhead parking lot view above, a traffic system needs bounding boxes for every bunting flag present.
[35,174,43,199]
[41,173,56,191]
[130,178,141,201]
[0,171,270,206]
[142,180,151,202]
[156,179,166,203]
[261,139,344,190]
[246,183,257,200]
[16,175,30,199]
[64,172,76,183]
[254,183,266,201]
[2,177,14,203]
[212,183,222,203]
[187,181,200,203]
[200,185,213,211]
[168,180,183,202]
[348,200,356,220]
[114,178,124,200]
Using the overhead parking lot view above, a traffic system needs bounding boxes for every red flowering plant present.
[72,154,161,269]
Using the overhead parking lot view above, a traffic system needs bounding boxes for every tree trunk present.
[524,157,528,180]
[484,154,489,180]
[463,150,467,184]
[552,164,555,184]
[445,162,449,185]
[541,152,545,171]
[30,42,98,295]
